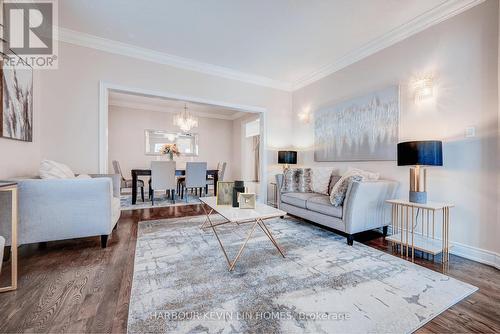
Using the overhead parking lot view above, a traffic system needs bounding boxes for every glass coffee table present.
[199,196,287,271]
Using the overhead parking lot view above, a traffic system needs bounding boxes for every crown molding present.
[57,0,485,93]
[56,27,293,92]
[292,0,486,90]
[108,99,244,121]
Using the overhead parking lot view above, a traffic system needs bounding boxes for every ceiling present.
[108,91,248,120]
[58,0,476,90]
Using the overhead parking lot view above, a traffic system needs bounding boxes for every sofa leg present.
[347,235,354,246]
[39,242,48,249]
[100,235,109,248]
[3,246,11,261]
[383,226,388,237]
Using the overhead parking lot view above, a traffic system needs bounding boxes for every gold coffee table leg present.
[257,219,285,258]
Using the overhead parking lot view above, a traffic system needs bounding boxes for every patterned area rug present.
[128,215,477,333]
[120,191,208,210]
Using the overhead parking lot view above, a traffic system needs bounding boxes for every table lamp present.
[397,141,443,204]
[278,151,297,171]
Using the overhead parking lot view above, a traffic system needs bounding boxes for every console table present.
[0,182,18,293]
[385,199,453,268]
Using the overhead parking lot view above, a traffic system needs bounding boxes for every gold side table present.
[0,182,18,293]
[385,199,453,269]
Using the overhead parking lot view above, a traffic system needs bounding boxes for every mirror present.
[145,130,199,156]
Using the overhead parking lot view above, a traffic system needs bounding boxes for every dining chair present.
[180,162,207,202]
[112,160,145,201]
[150,161,177,205]
[206,162,226,195]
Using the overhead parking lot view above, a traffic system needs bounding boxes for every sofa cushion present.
[306,195,343,218]
[39,160,75,179]
[281,192,318,208]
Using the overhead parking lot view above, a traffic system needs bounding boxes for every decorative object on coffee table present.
[238,193,256,209]
[216,181,234,206]
[232,180,245,207]
[278,151,297,171]
[0,182,18,293]
[397,140,443,204]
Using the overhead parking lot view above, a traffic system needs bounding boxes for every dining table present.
[131,168,219,205]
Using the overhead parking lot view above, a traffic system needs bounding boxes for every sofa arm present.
[275,174,283,208]
[343,180,398,234]
[89,173,121,198]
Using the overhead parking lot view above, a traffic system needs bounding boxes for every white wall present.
[108,106,234,180]
[292,1,499,261]
[231,112,260,181]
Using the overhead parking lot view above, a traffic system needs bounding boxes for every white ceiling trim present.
[57,27,293,92]
[108,99,243,121]
[57,0,484,93]
[292,0,486,90]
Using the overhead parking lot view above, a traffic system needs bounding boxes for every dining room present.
[106,90,264,209]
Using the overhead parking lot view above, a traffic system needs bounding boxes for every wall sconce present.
[413,76,434,103]
[298,110,311,123]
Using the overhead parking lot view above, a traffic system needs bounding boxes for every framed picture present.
[238,193,256,209]
[314,85,399,161]
[216,181,234,206]
[0,53,34,142]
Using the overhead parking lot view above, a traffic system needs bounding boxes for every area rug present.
[127,215,477,333]
[120,192,209,211]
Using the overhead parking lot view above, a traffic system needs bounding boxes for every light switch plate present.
[465,127,476,138]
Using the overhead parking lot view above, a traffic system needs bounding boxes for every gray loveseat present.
[0,174,121,250]
[276,174,398,245]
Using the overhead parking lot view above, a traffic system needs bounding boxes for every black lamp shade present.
[397,141,443,166]
[278,151,297,165]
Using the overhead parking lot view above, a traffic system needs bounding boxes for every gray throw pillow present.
[281,168,313,193]
[281,168,298,193]
[297,168,313,193]
[328,174,342,195]
[329,175,363,207]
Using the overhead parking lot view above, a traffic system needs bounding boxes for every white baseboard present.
[450,241,500,270]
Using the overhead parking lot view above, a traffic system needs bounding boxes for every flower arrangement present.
[160,143,180,160]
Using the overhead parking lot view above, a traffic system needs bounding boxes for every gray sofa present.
[0,174,121,250]
[276,174,398,245]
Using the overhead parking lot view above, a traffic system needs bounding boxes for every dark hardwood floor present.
[0,205,499,333]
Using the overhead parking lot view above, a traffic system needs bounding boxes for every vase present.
[232,180,245,207]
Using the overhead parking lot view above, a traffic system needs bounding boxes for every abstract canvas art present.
[314,86,399,161]
[0,56,33,142]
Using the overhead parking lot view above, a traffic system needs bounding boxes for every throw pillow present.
[329,175,363,207]
[346,167,380,181]
[281,168,298,193]
[297,168,313,193]
[39,160,75,179]
[76,174,92,179]
[311,167,334,195]
[328,174,342,195]
[281,168,313,193]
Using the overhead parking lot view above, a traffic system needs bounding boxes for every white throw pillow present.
[311,167,335,195]
[39,160,75,179]
[76,174,92,179]
[345,167,380,181]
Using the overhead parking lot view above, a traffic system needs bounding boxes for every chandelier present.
[173,103,198,132]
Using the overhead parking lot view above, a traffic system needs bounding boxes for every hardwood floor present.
[0,205,499,333]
